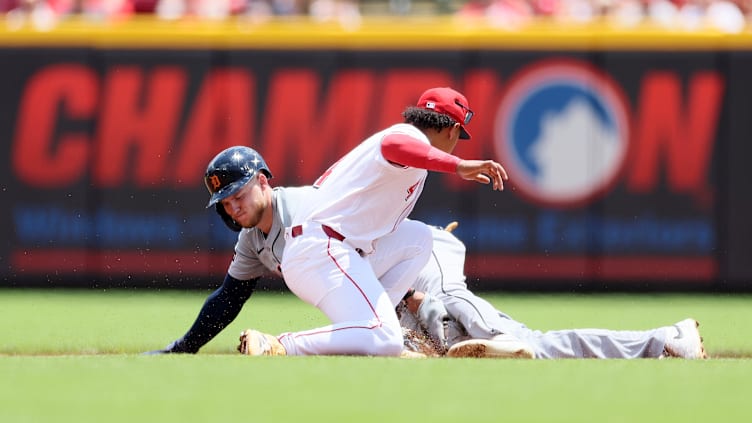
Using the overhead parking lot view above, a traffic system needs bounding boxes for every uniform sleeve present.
[227,230,267,280]
[380,133,461,173]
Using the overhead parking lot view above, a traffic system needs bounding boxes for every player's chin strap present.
[216,203,242,232]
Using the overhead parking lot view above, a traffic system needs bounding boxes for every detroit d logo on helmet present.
[208,175,222,191]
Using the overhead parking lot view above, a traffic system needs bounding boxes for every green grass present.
[1,289,750,422]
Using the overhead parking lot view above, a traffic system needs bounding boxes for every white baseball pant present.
[279,219,432,356]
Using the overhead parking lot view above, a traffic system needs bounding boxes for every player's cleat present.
[662,318,708,359]
[238,329,287,356]
[446,334,535,359]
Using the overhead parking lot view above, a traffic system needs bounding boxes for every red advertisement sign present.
[1,47,746,290]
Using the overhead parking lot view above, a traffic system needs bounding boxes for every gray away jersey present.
[227,186,315,280]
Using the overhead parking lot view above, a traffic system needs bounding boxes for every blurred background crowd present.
[1,0,750,32]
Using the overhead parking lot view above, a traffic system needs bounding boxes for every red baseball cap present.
[416,87,474,139]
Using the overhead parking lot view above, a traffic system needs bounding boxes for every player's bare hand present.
[456,159,509,191]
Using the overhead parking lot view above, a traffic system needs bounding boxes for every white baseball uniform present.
[406,226,674,359]
[279,123,436,356]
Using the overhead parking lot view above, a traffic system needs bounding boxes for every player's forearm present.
[381,134,461,173]
[178,275,257,352]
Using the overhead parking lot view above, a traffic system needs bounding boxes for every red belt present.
[291,224,345,242]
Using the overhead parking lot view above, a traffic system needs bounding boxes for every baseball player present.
[145,145,313,354]
[238,87,508,357]
[146,146,701,359]
[399,223,708,359]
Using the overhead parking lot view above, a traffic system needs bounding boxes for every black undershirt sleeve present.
[171,274,258,353]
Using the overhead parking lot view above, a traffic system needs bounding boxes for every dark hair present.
[402,106,457,133]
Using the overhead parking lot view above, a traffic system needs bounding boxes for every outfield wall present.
[2,18,751,291]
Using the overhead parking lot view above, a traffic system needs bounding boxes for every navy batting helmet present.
[204,146,273,208]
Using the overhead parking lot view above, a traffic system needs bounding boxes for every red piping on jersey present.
[381,133,461,173]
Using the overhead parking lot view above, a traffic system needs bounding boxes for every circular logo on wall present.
[494,59,631,209]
